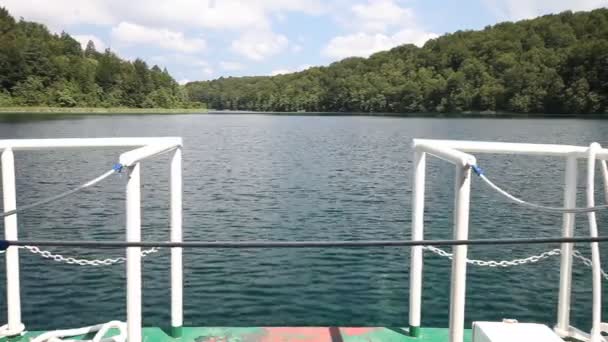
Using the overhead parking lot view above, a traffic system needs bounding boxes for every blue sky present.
[3,0,606,83]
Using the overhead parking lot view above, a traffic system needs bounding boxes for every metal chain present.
[424,246,608,280]
[5,243,608,278]
[22,246,161,266]
[573,250,608,281]
[423,245,557,267]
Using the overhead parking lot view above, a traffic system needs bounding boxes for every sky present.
[2,0,606,84]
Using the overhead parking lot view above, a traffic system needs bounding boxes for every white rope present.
[29,321,126,342]
[477,172,608,213]
[1,168,119,218]
[0,323,25,338]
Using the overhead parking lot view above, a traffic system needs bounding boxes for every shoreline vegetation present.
[0,8,606,117]
[0,107,605,118]
[0,106,207,114]
[187,9,608,116]
[0,8,202,110]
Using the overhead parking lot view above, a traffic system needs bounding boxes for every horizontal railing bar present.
[3,236,608,249]
[119,143,181,167]
[414,139,608,160]
[414,143,476,167]
[0,137,183,151]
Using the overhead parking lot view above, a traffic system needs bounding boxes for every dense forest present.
[187,9,608,115]
[0,8,196,108]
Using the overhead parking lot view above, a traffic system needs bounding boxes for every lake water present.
[0,113,607,332]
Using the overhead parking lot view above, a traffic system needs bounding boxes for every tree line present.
[0,7,199,108]
[186,9,608,115]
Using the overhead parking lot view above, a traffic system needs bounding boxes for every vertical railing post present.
[449,164,472,342]
[555,156,577,336]
[170,147,183,338]
[1,148,24,336]
[126,163,142,342]
[409,150,426,337]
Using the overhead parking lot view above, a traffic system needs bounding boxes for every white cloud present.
[178,78,190,85]
[72,34,106,51]
[111,22,206,53]
[270,69,291,76]
[231,31,289,60]
[291,44,303,53]
[150,54,210,68]
[1,0,327,32]
[483,0,606,21]
[202,67,214,76]
[220,61,245,71]
[129,0,326,30]
[351,0,414,32]
[126,1,271,31]
[323,0,437,60]
[393,29,439,47]
[270,64,312,75]
[0,0,114,31]
[323,29,437,59]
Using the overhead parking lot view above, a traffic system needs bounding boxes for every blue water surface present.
[0,114,606,331]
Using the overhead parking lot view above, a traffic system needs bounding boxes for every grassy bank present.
[0,107,207,114]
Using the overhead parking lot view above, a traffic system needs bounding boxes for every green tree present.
[186,8,608,115]
[84,40,99,58]
[12,75,47,105]
[0,7,193,109]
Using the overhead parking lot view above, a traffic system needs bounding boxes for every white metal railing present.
[2,137,607,342]
[0,138,183,341]
[409,139,608,342]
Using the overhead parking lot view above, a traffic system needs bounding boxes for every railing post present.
[586,143,602,342]
[449,164,472,342]
[126,163,142,342]
[1,148,24,336]
[409,150,426,337]
[555,156,577,336]
[170,147,183,338]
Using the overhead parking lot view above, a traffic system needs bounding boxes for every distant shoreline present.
[0,107,606,118]
[206,110,608,119]
[0,107,207,114]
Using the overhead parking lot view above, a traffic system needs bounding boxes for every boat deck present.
[1,327,471,342]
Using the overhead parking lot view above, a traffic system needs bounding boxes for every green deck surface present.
[1,327,471,342]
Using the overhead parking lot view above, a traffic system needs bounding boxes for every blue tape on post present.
[0,240,9,251]
[113,163,124,173]
[471,165,484,176]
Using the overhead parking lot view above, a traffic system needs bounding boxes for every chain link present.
[424,246,608,279]
[5,243,608,278]
[22,246,161,266]
[420,246,561,267]
[572,250,608,281]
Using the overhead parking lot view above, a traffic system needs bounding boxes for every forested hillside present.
[0,8,195,108]
[187,9,608,115]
